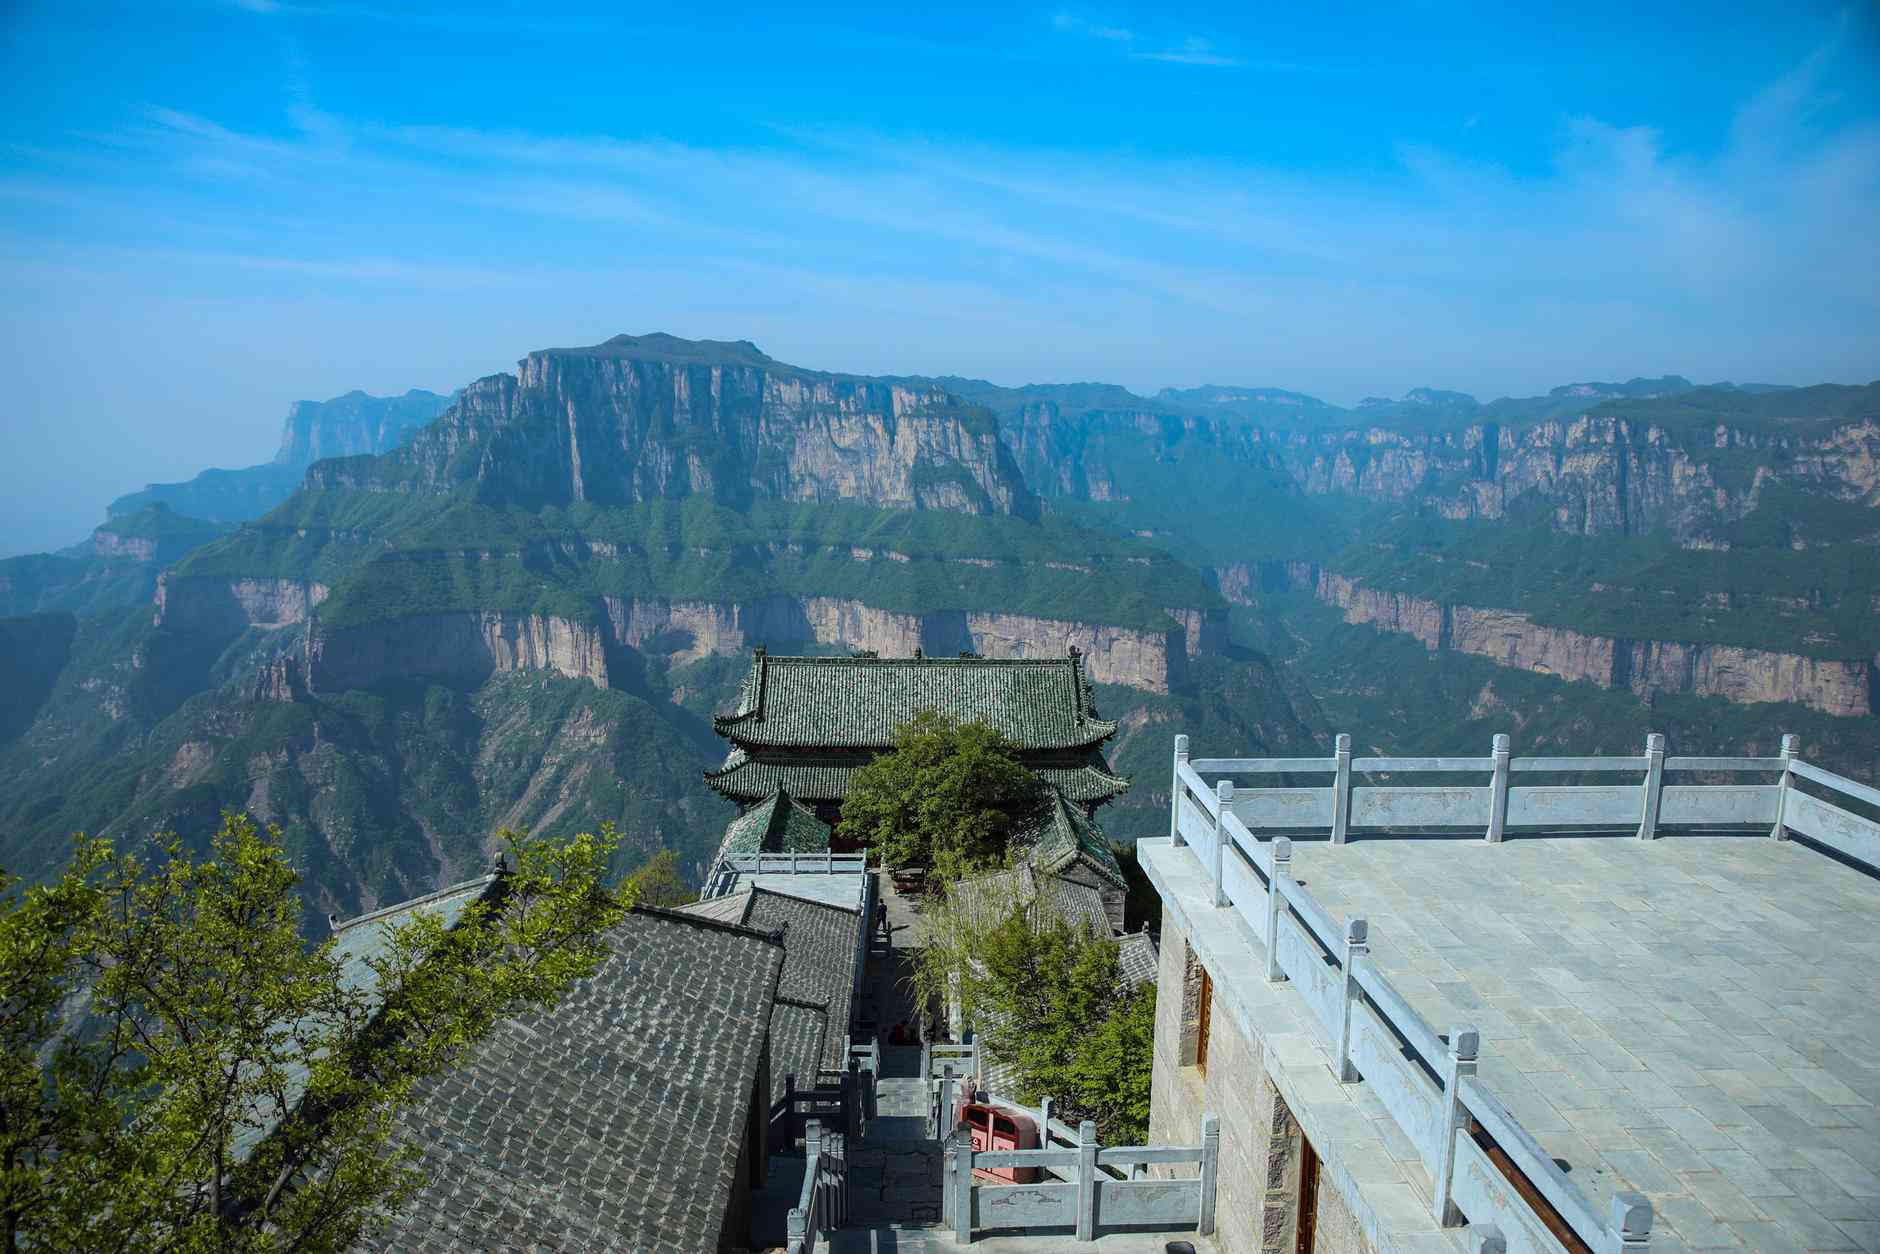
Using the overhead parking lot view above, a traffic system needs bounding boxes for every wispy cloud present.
[1051,10,1241,67]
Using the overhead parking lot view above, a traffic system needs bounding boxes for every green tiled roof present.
[712,789,833,865]
[704,748,1130,806]
[714,651,1118,751]
[1018,788,1127,890]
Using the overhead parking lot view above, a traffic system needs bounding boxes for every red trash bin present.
[963,1102,1040,1183]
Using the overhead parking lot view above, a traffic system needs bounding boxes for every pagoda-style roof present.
[704,747,1130,807]
[1017,787,1127,891]
[713,650,1118,752]
[710,788,832,867]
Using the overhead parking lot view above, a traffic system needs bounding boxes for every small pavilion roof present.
[713,650,1117,751]
[1018,788,1127,890]
[711,789,832,867]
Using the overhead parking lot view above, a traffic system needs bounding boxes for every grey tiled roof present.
[712,788,832,866]
[359,907,784,1254]
[1117,930,1159,988]
[954,862,1111,938]
[1017,788,1127,890]
[704,747,1129,806]
[715,651,1117,750]
[236,871,502,1162]
[676,885,864,1101]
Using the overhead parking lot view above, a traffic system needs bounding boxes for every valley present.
[1,332,1873,921]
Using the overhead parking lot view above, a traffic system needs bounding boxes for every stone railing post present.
[1470,1224,1507,1254]
[1433,1025,1480,1225]
[941,1124,957,1229]
[804,1119,824,1238]
[1336,918,1369,1082]
[1487,734,1511,843]
[1198,1113,1220,1236]
[785,1207,807,1254]
[1331,733,1353,844]
[1170,734,1190,847]
[1637,733,1666,840]
[1265,837,1292,982]
[1771,733,1798,840]
[1213,780,1234,907]
[1613,1192,1653,1252]
[1075,1119,1100,1241]
[954,1125,976,1243]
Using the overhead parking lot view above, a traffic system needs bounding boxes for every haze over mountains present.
[2,331,1875,923]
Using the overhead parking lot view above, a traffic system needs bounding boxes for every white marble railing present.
[1168,731,1880,1254]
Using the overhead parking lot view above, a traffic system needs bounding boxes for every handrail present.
[1510,756,1647,773]
[1793,759,1880,810]
[1349,953,1446,1077]
[1177,760,1220,818]
[1459,1076,1609,1245]
[1666,756,1783,771]
[1277,874,1343,957]
[1353,756,1493,773]
[1191,756,1339,773]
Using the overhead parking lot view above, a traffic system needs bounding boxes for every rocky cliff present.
[1005,384,1880,544]
[1276,564,1874,717]
[167,573,1220,695]
[309,334,1037,517]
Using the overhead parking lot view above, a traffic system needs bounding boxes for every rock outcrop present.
[1287,565,1873,717]
[307,612,611,692]
[154,574,329,634]
[1007,396,1880,544]
[310,334,1037,518]
[607,595,1210,693]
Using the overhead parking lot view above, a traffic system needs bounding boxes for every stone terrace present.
[1287,832,1880,1253]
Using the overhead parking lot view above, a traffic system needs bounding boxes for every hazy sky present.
[2,2,1878,556]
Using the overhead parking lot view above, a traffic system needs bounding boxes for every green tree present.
[971,909,1154,1142]
[838,712,1051,877]
[0,811,632,1253]
[912,875,1155,1144]
[621,849,693,907]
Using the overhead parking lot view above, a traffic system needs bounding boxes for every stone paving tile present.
[1283,833,1880,1253]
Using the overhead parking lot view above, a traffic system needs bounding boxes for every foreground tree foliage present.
[839,712,1051,877]
[0,812,632,1253]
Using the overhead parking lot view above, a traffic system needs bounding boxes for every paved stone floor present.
[763,871,1215,1253]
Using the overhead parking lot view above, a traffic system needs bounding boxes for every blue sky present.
[2,2,1878,554]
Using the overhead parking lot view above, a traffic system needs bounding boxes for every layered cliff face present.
[310,335,1036,518]
[164,575,1220,695]
[1006,395,1880,544]
[1292,565,1873,717]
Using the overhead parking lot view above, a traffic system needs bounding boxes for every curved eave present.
[720,722,1120,754]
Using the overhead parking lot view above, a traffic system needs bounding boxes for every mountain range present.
[2,333,1874,921]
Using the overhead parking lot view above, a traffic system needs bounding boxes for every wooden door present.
[1196,966,1213,1075]
[1296,1132,1321,1253]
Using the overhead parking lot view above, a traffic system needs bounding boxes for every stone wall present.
[1150,914,1382,1254]
[1149,918,1287,1254]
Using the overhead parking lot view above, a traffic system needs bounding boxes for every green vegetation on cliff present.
[176,494,1222,633]
[1331,501,1880,659]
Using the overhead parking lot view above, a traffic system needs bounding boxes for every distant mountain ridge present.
[109,388,452,523]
